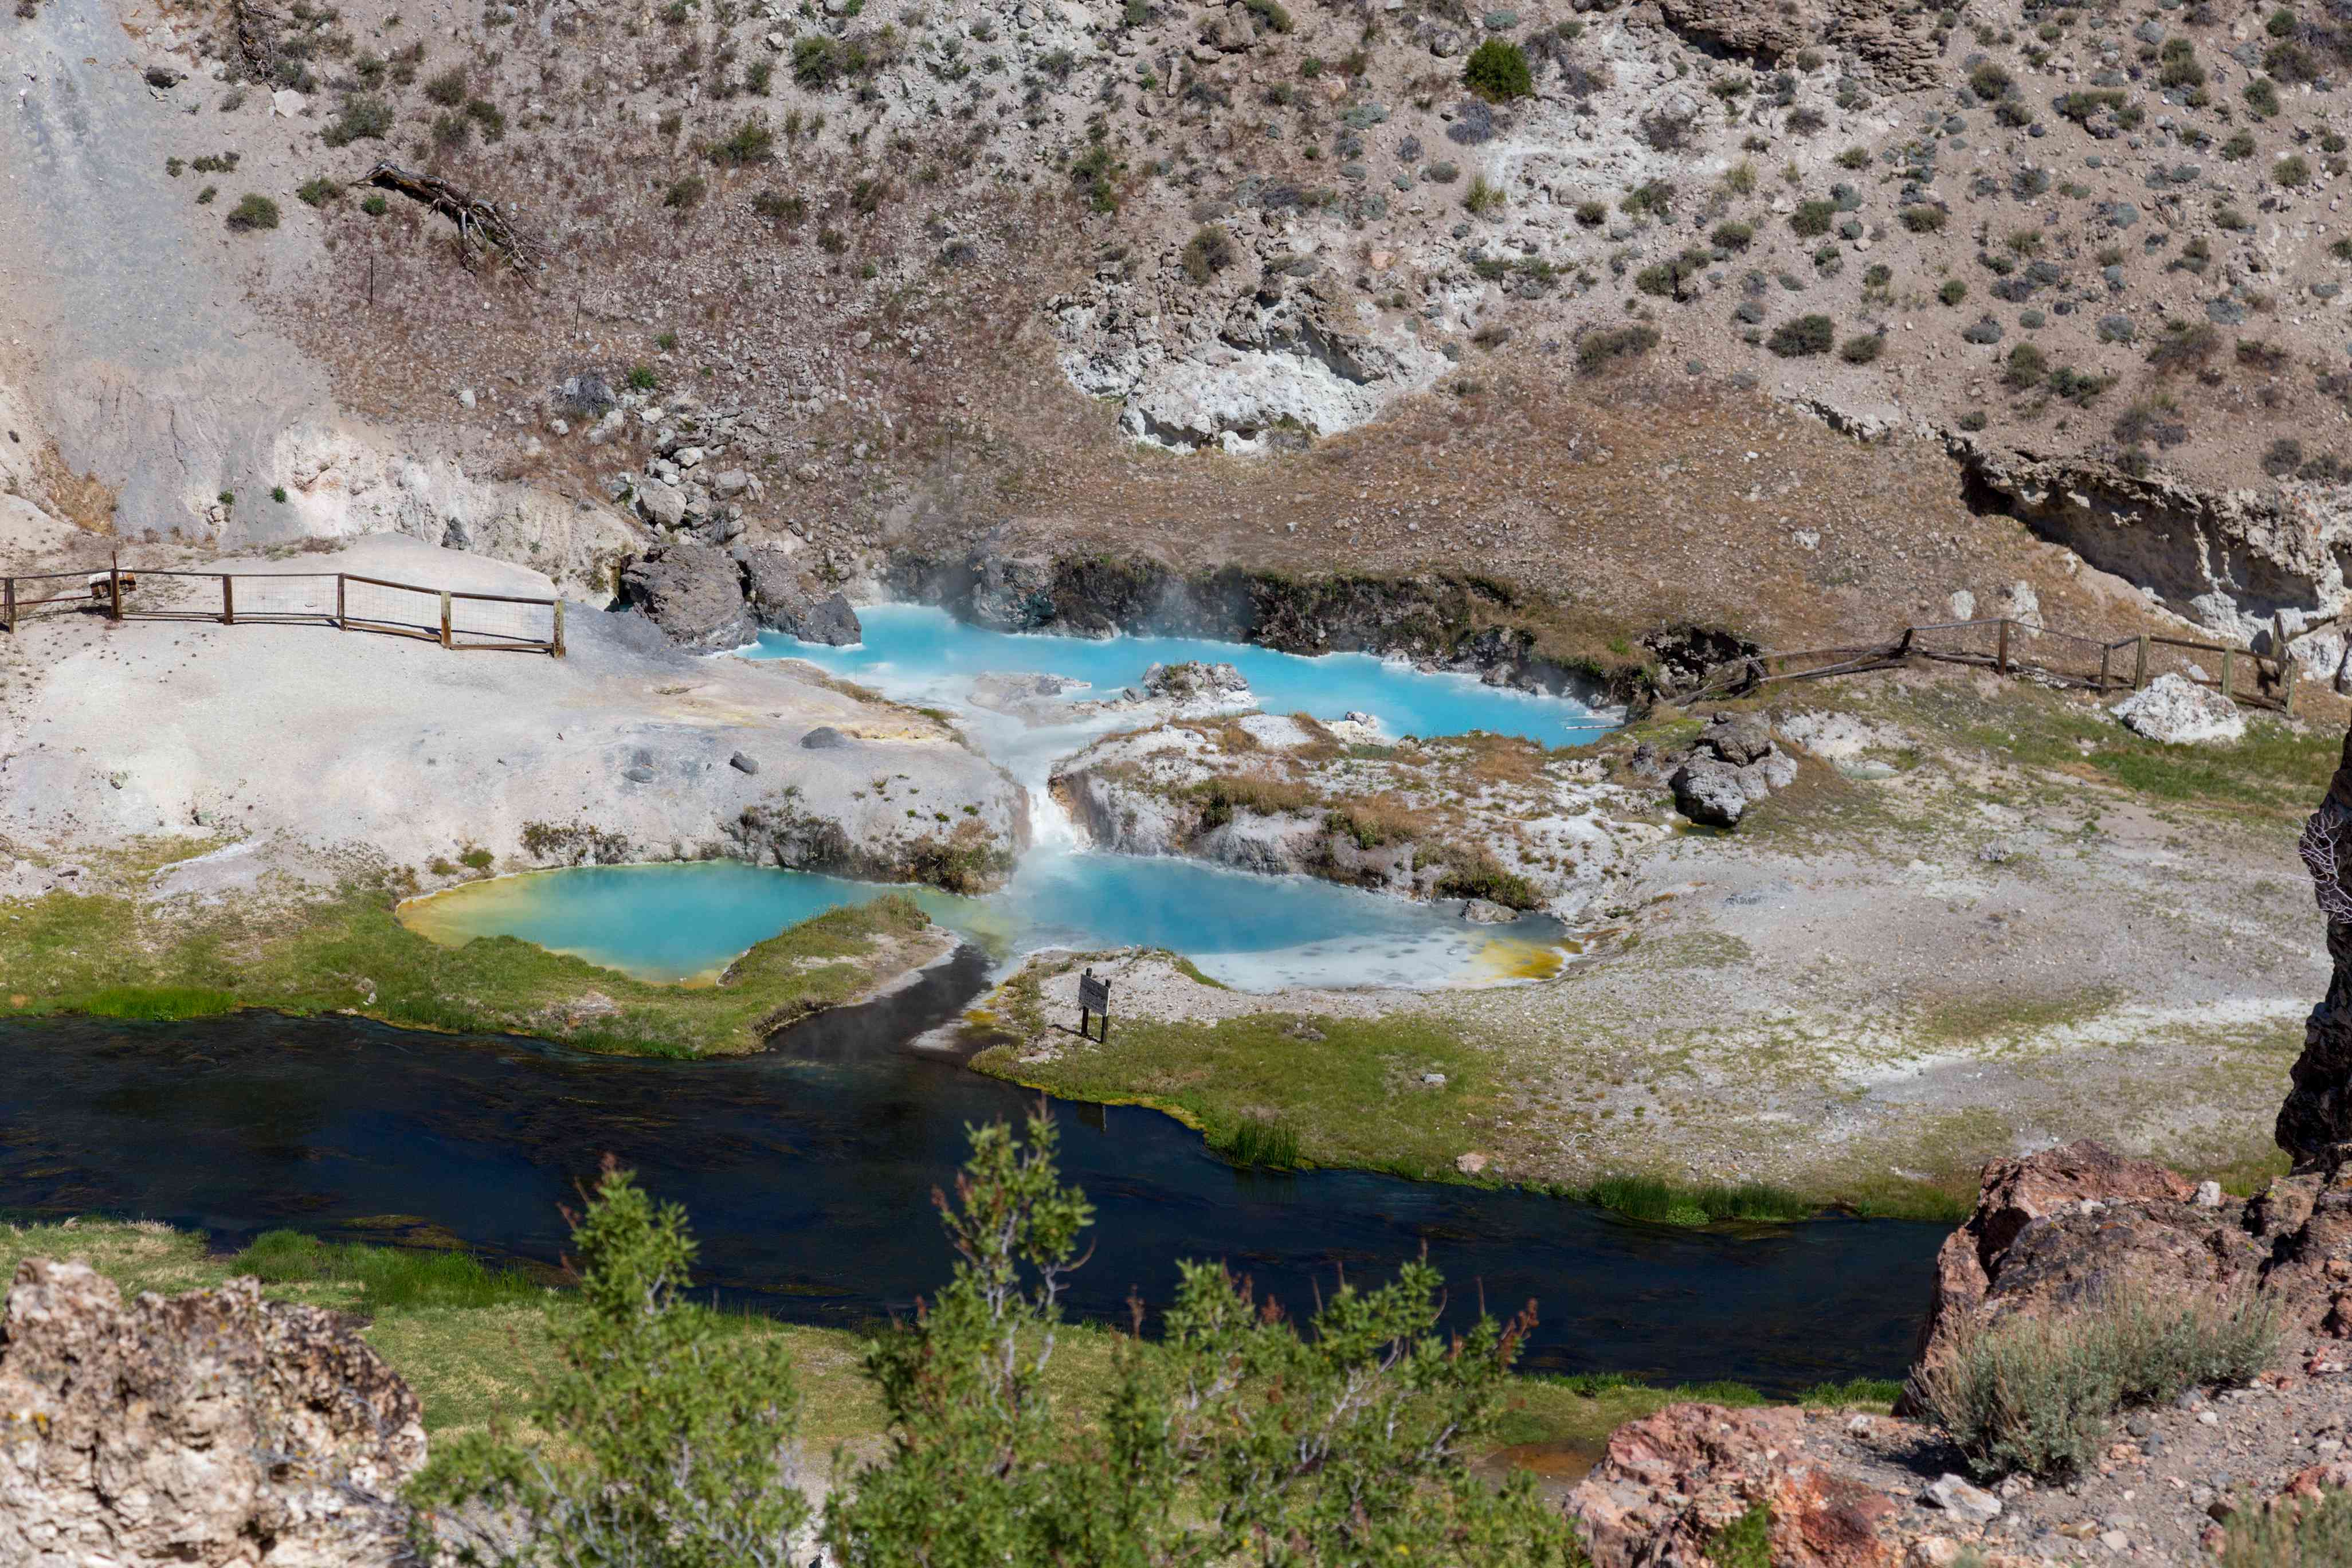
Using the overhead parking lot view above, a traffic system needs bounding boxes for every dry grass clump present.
[2221,1485,2352,1567]
[1910,1287,2276,1480]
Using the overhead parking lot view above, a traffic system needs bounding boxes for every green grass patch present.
[1212,1118,1303,1169]
[1908,985,2121,1047]
[62,984,240,1020]
[1579,1175,1817,1226]
[230,1229,548,1311]
[1,873,936,1057]
[973,1012,1499,1181]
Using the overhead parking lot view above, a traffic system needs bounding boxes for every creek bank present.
[882,547,1648,708]
[3,861,959,1057]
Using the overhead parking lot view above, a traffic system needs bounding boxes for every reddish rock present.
[1907,1141,2196,1386]
[1567,1403,1900,1568]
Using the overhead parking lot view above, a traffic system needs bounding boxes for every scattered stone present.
[1454,1150,1488,1174]
[2109,673,2247,746]
[801,726,853,750]
[1922,1473,2002,1525]
[636,483,688,531]
[730,751,760,775]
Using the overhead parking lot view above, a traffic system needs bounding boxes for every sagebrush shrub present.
[1463,38,1532,101]
[1911,1288,2276,1480]
[1766,314,1833,356]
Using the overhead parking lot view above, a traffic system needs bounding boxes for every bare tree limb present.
[354,160,546,273]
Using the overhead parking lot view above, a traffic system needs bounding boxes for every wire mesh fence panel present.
[120,570,232,621]
[341,575,446,639]
[448,593,556,650]
[228,573,338,623]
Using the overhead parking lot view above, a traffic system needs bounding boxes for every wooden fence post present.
[221,574,234,626]
[2134,634,2150,689]
[2098,641,2113,690]
[336,574,347,629]
[2220,648,2235,702]
[1995,618,2012,675]
[3,577,13,633]
[109,554,122,622]
[439,591,453,649]
[2282,652,2298,715]
[551,598,565,658]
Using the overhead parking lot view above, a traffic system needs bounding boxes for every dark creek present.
[0,955,1940,1396]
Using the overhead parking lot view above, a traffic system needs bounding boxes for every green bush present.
[2247,75,2282,115]
[1464,174,1506,217]
[663,174,707,209]
[424,65,468,106]
[1181,224,1235,283]
[1911,1288,2276,1480]
[320,93,393,147]
[1839,332,1884,364]
[1938,279,1968,305]
[625,363,659,392]
[1576,323,1660,374]
[2221,1484,2352,1566]
[1242,0,1293,32]
[1462,38,1533,101]
[1766,313,1834,356]
[415,1118,1578,1565]
[1711,219,1754,250]
[2276,153,2311,187]
[708,117,775,165]
[360,193,389,216]
[225,193,280,232]
[1900,203,1947,233]
[296,177,340,207]
[2002,342,2048,389]
[1789,198,1836,237]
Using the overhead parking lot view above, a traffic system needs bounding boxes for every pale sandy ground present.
[0,535,1022,899]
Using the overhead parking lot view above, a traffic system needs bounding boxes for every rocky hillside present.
[10,0,2352,663]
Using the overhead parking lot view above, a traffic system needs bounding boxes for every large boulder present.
[2110,672,2247,746]
[743,550,861,646]
[0,1257,425,1567]
[618,538,755,652]
[2282,722,2352,1165]
[1667,712,1797,828]
[1905,1142,2204,1392]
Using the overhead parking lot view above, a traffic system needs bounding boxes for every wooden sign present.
[1077,968,1111,1042]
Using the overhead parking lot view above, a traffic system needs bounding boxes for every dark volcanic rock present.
[2281,723,2352,1167]
[743,550,861,646]
[618,539,755,653]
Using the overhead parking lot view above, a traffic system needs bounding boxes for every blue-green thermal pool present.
[403,858,1571,991]
[739,603,1616,748]
[409,606,1617,989]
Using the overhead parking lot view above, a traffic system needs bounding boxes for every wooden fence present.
[1677,616,2295,712]
[0,557,564,656]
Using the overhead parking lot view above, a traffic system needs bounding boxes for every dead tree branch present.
[355,162,546,273]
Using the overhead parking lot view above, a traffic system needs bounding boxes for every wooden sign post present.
[1077,967,1111,1044]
